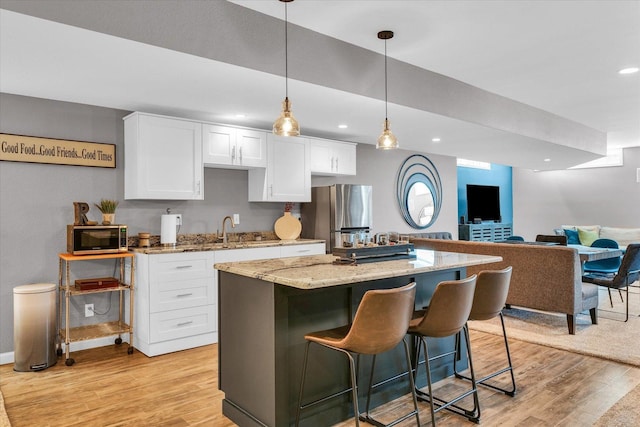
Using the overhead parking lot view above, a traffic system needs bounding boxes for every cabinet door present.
[309,139,356,176]
[203,124,236,167]
[248,135,310,202]
[125,113,203,200]
[237,129,267,168]
[332,141,357,175]
[267,135,310,202]
[309,140,333,174]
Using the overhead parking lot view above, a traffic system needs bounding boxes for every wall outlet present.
[233,213,240,225]
[175,214,182,226]
[85,303,94,317]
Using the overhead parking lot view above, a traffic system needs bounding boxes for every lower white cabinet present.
[135,251,216,356]
[135,242,324,356]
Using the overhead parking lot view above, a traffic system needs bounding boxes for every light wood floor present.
[2,330,639,426]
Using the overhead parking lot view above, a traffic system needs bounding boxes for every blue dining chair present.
[584,238,622,307]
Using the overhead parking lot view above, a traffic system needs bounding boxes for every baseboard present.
[0,352,15,366]
[0,335,129,366]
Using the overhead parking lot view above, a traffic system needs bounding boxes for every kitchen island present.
[215,249,502,427]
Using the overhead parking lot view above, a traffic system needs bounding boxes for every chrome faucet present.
[222,215,236,245]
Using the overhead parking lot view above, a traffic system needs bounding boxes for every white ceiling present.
[1,1,638,171]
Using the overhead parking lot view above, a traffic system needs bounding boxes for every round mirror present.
[407,181,434,226]
[396,155,442,229]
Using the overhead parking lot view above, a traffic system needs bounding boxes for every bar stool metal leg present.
[360,338,420,427]
[296,342,361,427]
[454,313,516,396]
[414,326,480,424]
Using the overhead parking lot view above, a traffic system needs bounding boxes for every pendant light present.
[376,30,398,150]
[273,0,300,137]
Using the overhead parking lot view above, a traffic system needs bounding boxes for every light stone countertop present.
[215,249,503,289]
[130,238,325,254]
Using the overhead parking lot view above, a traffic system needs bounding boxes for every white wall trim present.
[0,335,129,366]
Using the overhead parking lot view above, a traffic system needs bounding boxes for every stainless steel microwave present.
[67,225,128,255]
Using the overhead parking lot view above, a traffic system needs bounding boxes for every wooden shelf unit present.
[58,252,135,366]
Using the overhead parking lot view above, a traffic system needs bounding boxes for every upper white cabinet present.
[308,138,357,176]
[248,135,311,202]
[203,124,267,169]
[124,112,203,200]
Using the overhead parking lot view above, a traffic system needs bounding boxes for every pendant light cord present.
[384,38,388,120]
[285,2,289,98]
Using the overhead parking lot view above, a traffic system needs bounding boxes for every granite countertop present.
[130,238,325,254]
[215,249,502,289]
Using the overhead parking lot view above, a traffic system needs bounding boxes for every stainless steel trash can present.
[13,283,57,371]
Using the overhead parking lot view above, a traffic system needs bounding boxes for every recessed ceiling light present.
[544,158,551,162]
[431,137,441,142]
[338,124,348,129]
[235,114,247,119]
[619,67,639,75]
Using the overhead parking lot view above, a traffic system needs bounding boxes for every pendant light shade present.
[273,97,300,137]
[273,0,300,137]
[377,119,398,150]
[376,30,398,150]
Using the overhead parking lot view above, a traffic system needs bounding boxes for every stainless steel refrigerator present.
[301,184,373,253]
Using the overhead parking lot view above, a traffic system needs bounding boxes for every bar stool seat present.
[295,282,420,427]
[408,275,478,426]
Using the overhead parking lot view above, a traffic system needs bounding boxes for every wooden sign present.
[0,133,116,168]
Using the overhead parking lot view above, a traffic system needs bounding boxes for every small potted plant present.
[95,199,119,225]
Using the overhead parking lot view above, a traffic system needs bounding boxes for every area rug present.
[467,287,640,367]
[0,388,10,427]
[593,382,640,426]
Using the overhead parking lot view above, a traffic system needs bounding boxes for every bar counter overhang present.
[215,249,502,427]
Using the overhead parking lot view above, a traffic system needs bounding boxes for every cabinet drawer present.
[280,244,325,258]
[150,254,210,281]
[150,305,216,343]
[150,277,215,313]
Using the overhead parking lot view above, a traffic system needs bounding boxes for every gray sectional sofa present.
[410,238,599,334]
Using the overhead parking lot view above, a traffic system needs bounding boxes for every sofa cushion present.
[563,228,580,245]
[600,226,640,249]
[562,225,601,234]
[578,228,599,246]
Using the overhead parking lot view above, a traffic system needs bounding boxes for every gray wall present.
[0,93,458,354]
[513,147,640,240]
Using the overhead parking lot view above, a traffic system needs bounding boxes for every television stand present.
[459,223,513,242]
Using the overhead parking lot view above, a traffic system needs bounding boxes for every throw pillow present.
[578,228,599,246]
[563,228,580,245]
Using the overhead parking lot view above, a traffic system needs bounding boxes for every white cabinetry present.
[203,124,267,169]
[135,243,323,356]
[135,251,216,356]
[308,138,357,176]
[248,135,311,202]
[124,112,203,200]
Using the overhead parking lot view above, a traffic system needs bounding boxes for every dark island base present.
[219,268,469,427]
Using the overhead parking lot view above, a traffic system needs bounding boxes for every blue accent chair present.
[584,238,622,307]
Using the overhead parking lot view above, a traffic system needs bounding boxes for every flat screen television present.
[466,184,501,222]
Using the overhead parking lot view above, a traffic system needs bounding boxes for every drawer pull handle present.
[175,265,193,269]
[177,321,193,327]
[176,293,193,298]
[297,249,311,253]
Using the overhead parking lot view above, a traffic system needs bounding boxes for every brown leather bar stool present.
[454,267,516,398]
[295,282,419,427]
[408,275,479,426]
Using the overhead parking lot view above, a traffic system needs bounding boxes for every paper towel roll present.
[161,214,179,246]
